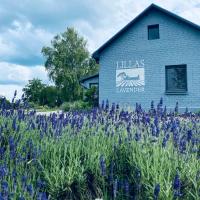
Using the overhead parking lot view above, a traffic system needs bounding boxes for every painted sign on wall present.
[116,60,145,93]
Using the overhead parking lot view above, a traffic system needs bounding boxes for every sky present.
[0,0,200,100]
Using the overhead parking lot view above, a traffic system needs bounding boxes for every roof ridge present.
[92,4,200,60]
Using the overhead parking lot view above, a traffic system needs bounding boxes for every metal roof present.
[92,3,200,60]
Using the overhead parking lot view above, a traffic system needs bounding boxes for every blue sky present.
[0,0,200,99]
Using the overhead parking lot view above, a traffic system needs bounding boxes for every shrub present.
[84,86,98,107]
[60,100,91,111]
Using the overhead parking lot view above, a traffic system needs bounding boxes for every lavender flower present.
[27,184,34,196]
[113,179,118,199]
[124,179,129,197]
[135,132,141,141]
[154,184,160,200]
[175,102,179,113]
[151,100,154,110]
[173,172,181,197]
[99,155,106,176]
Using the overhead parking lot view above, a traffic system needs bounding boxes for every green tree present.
[23,79,46,104]
[39,86,62,107]
[41,27,98,102]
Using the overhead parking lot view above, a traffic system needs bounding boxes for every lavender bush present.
[0,94,199,199]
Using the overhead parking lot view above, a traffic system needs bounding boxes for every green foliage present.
[84,86,98,107]
[23,79,45,104]
[39,86,62,107]
[60,100,91,111]
[42,27,98,102]
[23,79,62,108]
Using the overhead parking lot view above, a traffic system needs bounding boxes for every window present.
[148,24,159,40]
[89,83,98,88]
[165,65,187,93]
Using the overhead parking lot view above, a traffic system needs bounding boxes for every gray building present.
[90,4,200,111]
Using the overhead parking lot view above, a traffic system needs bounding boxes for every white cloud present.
[71,0,200,52]
[0,62,49,100]
[0,19,53,64]
[0,84,23,100]
[0,62,48,84]
[0,0,199,99]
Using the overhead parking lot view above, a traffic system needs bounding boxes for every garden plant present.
[0,93,199,199]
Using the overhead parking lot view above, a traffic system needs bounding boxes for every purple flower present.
[159,97,163,107]
[27,184,34,196]
[0,147,6,159]
[124,179,129,197]
[99,155,106,176]
[1,181,8,192]
[135,132,141,141]
[162,134,170,148]
[175,102,179,113]
[12,169,17,179]
[21,175,28,189]
[105,100,109,112]
[113,179,118,199]
[109,161,114,184]
[12,118,17,131]
[187,130,192,141]
[179,138,186,153]
[151,100,154,110]
[173,172,181,197]
[0,164,8,179]
[37,192,48,200]
[101,100,105,110]
[36,179,46,189]
[154,184,160,200]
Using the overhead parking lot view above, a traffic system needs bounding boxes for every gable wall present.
[98,8,200,111]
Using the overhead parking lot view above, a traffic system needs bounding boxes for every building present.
[80,73,99,89]
[83,4,200,111]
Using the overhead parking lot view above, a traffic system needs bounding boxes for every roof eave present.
[92,3,200,60]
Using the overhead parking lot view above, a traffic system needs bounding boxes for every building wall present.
[82,76,99,89]
[99,8,200,111]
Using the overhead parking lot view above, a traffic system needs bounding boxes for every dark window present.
[148,24,159,40]
[89,83,98,88]
[165,65,187,93]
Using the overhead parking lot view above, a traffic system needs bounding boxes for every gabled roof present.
[79,73,99,83]
[92,3,200,60]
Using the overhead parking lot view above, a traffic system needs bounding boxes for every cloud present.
[0,0,199,60]
[0,62,49,100]
[0,0,199,99]
[0,62,49,85]
[0,20,53,65]
[70,0,200,52]
[0,84,23,100]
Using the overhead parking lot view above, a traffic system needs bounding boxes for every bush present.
[84,86,98,107]
[60,101,91,112]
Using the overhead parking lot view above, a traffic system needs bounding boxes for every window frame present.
[165,64,188,94]
[89,82,99,89]
[148,24,160,40]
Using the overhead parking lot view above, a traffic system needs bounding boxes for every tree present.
[23,79,46,104]
[41,27,98,102]
[39,86,62,107]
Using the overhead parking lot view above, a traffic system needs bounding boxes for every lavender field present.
[0,96,200,200]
